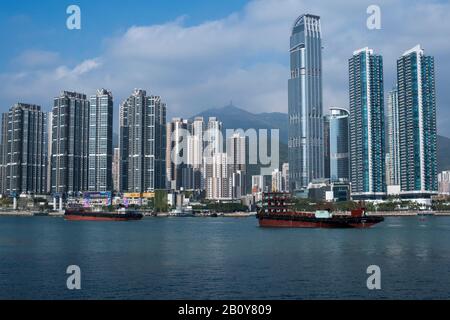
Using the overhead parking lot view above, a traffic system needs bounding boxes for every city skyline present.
[0,38,442,198]
[2,1,450,305]
[1,0,450,137]
[0,6,443,203]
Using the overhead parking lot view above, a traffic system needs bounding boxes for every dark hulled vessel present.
[257,192,384,228]
[65,208,143,221]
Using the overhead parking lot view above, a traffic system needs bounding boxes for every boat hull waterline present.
[257,213,384,228]
[65,210,143,221]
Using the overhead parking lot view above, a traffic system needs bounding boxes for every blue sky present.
[0,0,249,70]
[0,0,449,137]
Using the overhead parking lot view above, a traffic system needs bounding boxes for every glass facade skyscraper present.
[119,101,129,192]
[167,118,192,191]
[323,116,330,179]
[0,103,48,195]
[51,91,90,195]
[119,89,166,193]
[288,14,324,193]
[349,48,386,199]
[386,86,400,186]
[88,89,113,192]
[397,45,437,196]
[326,108,349,182]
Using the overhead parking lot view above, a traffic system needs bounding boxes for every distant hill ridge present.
[192,104,289,142]
[192,105,450,172]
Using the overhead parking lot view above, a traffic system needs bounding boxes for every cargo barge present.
[257,192,384,229]
[65,208,143,221]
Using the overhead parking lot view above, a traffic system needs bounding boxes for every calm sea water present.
[1,215,450,300]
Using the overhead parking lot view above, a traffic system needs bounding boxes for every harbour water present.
[1,216,450,299]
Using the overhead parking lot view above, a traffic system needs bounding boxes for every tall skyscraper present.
[205,152,230,200]
[190,117,205,189]
[386,86,400,186]
[119,89,166,193]
[227,132,246,198]
[112,147,120,192]
[47,112,53,193]
[167,118,192,190]
[349,48,386,199]
[190,117,205,168]
[88,89,113,192]
[205,117,223,156]
[326,107,350,182]
[154,97,167,191]
[282,163,289,192]
[52,91,89,195]
[203,117,225,199]
[226,133,246,173]
[0,103,48,195]
[288,14,324,193]
[119,101,129,192]
[323,116,330,179]
[397,45,437,196]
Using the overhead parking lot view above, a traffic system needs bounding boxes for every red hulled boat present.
[65,207,143,221]
[256,192,383,229]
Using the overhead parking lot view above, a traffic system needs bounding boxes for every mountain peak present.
[191,105,288,143]
[206,104,253,115]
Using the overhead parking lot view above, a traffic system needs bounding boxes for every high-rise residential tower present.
[282,163,289,192]
[112,147,120,192]
[203,117,224,198]
[119,89,166,193]
[88,89,113,192]
[204,117,223,156]
[349,48,386,199]
[323,116,330,179]
[190,117,205,168]
[288,14,324,193]
[227,132,246,198]
[386,86,400,186]
[52,91,90,195]
[326,108,350,182]
[167,118,192,190]
[226,132,246,174]
[190,117,205,189]
[397,45,437,196]
[119,101,129,192]
[205,152,230,200]
[47,112,53,193]
[0,103,48,195]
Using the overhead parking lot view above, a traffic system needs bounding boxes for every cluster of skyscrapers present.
[165,116,247,200]
[0,88,250,201]
[0,13,440,203]
[0,89,167,199]
[288,14,438,200]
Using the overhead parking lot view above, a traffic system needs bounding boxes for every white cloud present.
[71,59,102,76]
[1,0,449,135]
[13,50,60,68]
